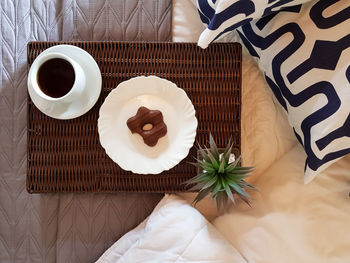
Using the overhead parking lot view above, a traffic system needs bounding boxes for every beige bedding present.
[214,145,350,262]
[173,0,350,261]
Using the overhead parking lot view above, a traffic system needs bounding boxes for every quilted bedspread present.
[0,1,171,262]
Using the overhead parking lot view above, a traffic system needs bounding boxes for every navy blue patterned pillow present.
[197,0,313,48]
[198,0,350,183]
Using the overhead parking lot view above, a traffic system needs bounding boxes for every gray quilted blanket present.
[0,1,171,262]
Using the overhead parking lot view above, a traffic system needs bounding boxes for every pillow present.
[198,0,350,183]
[197,0,313,48]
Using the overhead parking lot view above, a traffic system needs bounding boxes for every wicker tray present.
[27,41,242,193]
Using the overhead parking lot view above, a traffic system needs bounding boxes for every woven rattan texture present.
[27,42,242,193]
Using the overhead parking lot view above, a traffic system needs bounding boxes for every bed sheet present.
[0,1,171,262]
[173,0,298,220]
[213,144,350,262]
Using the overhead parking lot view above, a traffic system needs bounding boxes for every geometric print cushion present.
[197,0,314,49]
[236,0,350,183]
[197,0,350,183]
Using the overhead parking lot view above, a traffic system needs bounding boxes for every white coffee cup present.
[28,52,86,104]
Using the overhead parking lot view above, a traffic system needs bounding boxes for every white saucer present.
[98,76,198,174]
[28,45,102,119]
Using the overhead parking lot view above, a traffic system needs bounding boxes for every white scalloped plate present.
[98,76,198,174]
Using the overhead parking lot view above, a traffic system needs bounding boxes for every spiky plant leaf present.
[224,184,235,204]
[196,173,214,184]
[209,134,220,158]
[201,162,216,173]
[189,183,206,191]
[218,156,226,173]
[223,144,233,164]
[188,161,204,169]
[239,194,252,207]
[201,175,218,190]
[197,144,211,163]
[238,181,257,190]
[211,182,222,198]
[228,166,254,173]
[229,183,250,198]
[226,165,253,174]
[193,187,212,204]
[226,173,250,182]
[184,172,210,186]
[206,150,220,169]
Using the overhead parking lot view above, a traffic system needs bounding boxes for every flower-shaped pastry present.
[127,106,167,147]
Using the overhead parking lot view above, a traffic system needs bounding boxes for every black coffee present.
[37,58,75,98]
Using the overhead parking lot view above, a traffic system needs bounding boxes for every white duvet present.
[96,195,246,263]
[97,1,350,262]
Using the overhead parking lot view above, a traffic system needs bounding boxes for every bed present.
[98,0,350,262]
[1,0,349,262]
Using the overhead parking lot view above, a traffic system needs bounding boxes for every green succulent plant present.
[185,134,257,212]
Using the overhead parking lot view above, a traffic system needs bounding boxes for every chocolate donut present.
[127,106,167,147]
